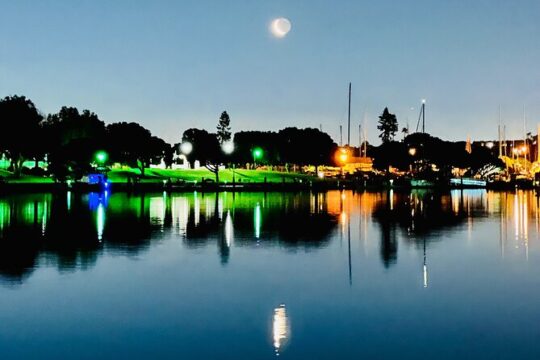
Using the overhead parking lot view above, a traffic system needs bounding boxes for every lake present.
[0,190,539,359]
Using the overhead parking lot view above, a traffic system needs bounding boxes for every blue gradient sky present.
[1,0,539,144]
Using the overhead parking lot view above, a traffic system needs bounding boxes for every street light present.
[252,147,263,166]
[335,147,350,177]
[335,147,349,164]
[408,147,417,174]
[95,151,108,165]
[180,141,193,155]
[222,141,235,183]
[222,141,234,155]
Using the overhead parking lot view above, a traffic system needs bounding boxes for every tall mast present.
[498,105,502,158]
[503,125,507,157]
[347,82,351,146]
[415,99,426,133]
[537,123,540,163]
[363,112,368,156]
[523,105,527,164]
[422,99,426,133]
[359,124,362,156]
[339,125,343,146]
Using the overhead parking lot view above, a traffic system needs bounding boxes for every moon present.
[270,17,292,38]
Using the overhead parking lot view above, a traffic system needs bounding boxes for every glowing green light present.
[67,191,71,211]
[253,148,263,160]
[95,151,108,164]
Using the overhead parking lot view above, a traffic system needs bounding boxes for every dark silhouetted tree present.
[181,128,221,181]
[106,122,168,176]
[377,107,398,143]
[372,141,409,171]
[277,127,336,171]
[217,111,231,144]
[0,95,44,177]
[44,107,106,180]
[232,131,278,165]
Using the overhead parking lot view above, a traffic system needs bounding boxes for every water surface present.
[0,190,539,359]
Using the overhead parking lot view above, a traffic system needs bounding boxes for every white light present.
[225,210,233,247]
[180,142,193,155]
[222,141,234,154]
[254,203,261,239]
[97,203,105,241]
[422,99,426,104]
[423,264,428,288]
[273,304,289,355]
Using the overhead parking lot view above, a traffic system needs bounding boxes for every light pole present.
[222,141,235,184]
[408,147,416,174]
[336,147,349,177]
[252,147,263,168]
[180,141,193,169]
[94,151,108,173]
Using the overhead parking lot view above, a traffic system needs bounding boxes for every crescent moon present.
[270,18,292,38]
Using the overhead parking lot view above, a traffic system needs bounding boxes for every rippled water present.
[0,190,539,359]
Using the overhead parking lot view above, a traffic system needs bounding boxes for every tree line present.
[0,94,502,180]
[0,95,338,179]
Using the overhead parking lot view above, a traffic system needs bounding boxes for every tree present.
[401,126,409,140]
[106,122,168,176]
[181,128,222,182]
[44,106,106,180]
[277,127,336,172]
[377,108,398,143]
[217,111,231,144]
[232,131,278,165]
[0,95,44,177]
[372,141,409,171]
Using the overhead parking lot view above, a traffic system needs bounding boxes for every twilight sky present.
[1,0,539,145]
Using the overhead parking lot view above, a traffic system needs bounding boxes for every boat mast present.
[362,110,368,157]
[415,99,426,133]
[498,105,502,158]
[358,124,362,156]
[347,82,351,146]
[422,99,426,133]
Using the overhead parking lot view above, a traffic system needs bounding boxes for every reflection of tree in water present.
[0,195,52,284]
[372,190,471,267]
[0,193,164,286]
[0,192,339,285]
[183,192,338,266]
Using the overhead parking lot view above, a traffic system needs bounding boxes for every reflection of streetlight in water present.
[272,304,290,356]
[423,237,428,288]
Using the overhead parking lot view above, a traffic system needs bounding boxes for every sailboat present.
[410,100,439,188]
[340,83,373,176]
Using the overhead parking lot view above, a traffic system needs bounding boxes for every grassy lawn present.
[0,169,54,184]
[0,167,319,184]
[108,168,317,183]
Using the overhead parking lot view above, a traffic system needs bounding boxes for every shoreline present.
[0,180,534,194]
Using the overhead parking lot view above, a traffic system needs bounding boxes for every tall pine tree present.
[217,111,231,144]
[377,107,398,143]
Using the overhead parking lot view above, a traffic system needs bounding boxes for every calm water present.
[0,190,539,359]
